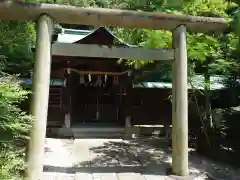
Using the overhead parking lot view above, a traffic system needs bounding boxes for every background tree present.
[0,74,32,180]
[0,21,35,76]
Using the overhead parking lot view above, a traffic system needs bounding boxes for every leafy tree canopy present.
[0,21,35,76]
[0,0,239,80]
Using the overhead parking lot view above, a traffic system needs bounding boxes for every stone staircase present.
[72,126,125,138]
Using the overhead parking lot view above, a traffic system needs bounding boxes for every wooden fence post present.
[27,14,53,180]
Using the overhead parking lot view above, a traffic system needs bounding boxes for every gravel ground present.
[43,138,240,180]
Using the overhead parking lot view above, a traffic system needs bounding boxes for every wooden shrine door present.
[69,73,122,125]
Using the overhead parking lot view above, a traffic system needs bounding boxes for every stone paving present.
[42,138,240,180]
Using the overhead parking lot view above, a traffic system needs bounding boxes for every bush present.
[0,74,33,180]
[192,107,240,167]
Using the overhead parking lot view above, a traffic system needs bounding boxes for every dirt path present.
[42,138,240,180]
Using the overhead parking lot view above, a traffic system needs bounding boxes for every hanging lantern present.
[88,73,91,82]
[88,73,92,86]
[104,74,107,83]
[67,68,71,75]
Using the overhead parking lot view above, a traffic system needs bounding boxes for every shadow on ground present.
[43,138,240,179]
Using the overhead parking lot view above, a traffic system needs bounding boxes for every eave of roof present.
[56,28,90,43]
[56,26,135,47]
[19,75,231,90]
[134,75,229,90]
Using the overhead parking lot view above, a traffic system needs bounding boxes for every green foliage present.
[227,1,240,35]
[111,0,236,80]
[0,21,35,76]
[19,0,237,78]
[0,74,33,180]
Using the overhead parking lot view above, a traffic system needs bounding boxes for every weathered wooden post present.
[171,32,177,174]
[27,15,53,180]
[172,25,189,176]
[124,70,135,138]
[64,68,71,128]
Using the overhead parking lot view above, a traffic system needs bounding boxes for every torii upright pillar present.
[27,15,53,180]
[172,25,189,176]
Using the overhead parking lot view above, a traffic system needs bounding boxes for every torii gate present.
[0,1,227,179]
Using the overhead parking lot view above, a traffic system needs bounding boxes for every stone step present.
[73,132,124,138]
[72,127,125,138]
[72,127,124,133]
[41,172,75,180]
[42,172,146,180]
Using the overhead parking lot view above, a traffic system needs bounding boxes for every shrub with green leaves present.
[0,74,32,180]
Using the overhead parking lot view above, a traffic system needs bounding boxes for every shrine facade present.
[47,26,172,128]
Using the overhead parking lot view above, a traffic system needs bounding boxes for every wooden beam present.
[172,25,188,176]
[68,68,129,76]
[0,1,227,33]
[52,43,174,60]
[27,15,53,180]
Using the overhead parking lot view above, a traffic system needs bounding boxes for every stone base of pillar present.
[166,168,192,180]
[125,116,131,127]
[123,116,140,139]
[168,175,193,180]
[123,116,132,139]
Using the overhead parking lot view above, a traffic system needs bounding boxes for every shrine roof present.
[56,26,134,47]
